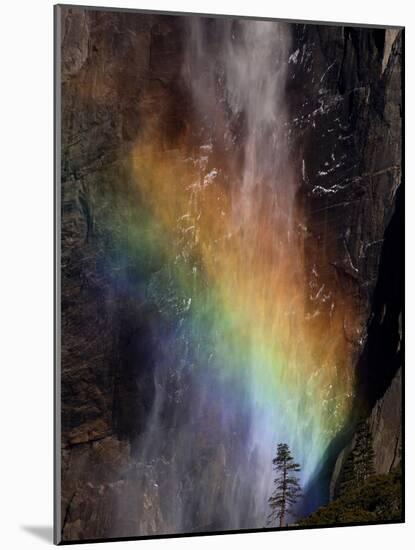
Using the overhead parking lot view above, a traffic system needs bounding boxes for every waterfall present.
[119,16,356,535]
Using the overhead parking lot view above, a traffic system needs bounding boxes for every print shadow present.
[21,525,53,543]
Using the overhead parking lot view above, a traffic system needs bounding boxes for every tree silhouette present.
[340,418,375,495]
[268,443,302,527]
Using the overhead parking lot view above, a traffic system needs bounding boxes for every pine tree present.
[268,443,302,527]
[339,450,356,495]
[354,419,375,482]
[340,419,375,495]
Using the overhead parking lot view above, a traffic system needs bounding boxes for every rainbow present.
[101,131,358,488]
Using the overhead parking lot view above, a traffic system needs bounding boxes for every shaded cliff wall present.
[60,8,191,540]
[330,184,403,499]
[285,23,402,510]
[330,368,402,500]
[288,24,402,355]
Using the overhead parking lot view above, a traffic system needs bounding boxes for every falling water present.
[110,17,358,535]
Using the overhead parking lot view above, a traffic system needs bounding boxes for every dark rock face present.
[58,6,403,541]
[289,24,402,341]
[285,24,403,506]
[369,368,402,474]
[356,183,404,409]
[59,7,189,540]
[328,181,403,498]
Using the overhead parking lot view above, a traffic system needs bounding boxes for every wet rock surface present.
[286,24,403,506]
[289,24,402,337]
